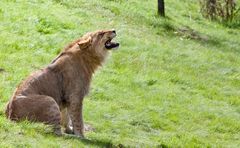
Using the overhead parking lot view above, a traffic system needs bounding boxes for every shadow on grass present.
[176,26,240,54]
[157,23,221,46]
[0,68,5,73]
[81,138,124,148]
[63,135,125,148]
[151,17,240,53]
[175,26,224,47]
[157,144,170,148]
[155,23,224,47]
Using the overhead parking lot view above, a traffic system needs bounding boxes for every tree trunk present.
[158,0,165,17]
[207,0,217,19]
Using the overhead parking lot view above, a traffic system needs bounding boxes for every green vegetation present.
[0,0,240,147]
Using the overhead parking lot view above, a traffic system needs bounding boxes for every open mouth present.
[105,37,119,50]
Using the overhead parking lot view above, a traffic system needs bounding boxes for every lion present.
[5,29,119,138]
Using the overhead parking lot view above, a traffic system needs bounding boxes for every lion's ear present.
[77,36,92,49]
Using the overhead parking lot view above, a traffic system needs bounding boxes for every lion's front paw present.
[64,128,74,135]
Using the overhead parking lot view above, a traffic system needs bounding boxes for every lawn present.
[0,0,240,147]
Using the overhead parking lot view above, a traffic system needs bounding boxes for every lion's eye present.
[98,32,105,38]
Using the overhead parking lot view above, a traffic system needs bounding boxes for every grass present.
[0,0,240,147]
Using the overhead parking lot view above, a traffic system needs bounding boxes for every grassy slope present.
[0,0,240,147]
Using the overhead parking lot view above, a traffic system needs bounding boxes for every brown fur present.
[5,29,118,137]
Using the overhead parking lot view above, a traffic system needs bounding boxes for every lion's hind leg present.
[6,95,62,135]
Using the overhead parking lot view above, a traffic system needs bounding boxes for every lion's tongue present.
[105,40,119,49]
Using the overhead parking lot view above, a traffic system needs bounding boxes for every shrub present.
[199,0,239,24]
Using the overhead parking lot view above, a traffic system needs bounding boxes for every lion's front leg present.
[61,108,73,134]
[68,99,84,138]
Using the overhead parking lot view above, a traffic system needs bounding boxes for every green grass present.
[0,0,240,147]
